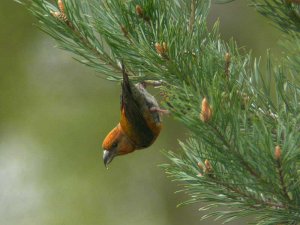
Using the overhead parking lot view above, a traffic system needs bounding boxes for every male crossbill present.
[102,64,163,167]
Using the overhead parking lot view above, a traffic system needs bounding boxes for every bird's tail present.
[121,62,132,94]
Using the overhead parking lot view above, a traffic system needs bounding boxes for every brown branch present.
[208,124,260,178]
[286,0,300,4]
[206,174,286,209]
[276,159,291,202]
[206,123,291,202]
[188,0,196,33]
[51,6,120,73]
[224,52,231,79]
[66,21,120,71]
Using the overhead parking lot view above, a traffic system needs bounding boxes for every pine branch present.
[275,146,291,200]
[51,8,119,72]
[216,0,300,34]
[250,0,300,34]
[188,0,196,33]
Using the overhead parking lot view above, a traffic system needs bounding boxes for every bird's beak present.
[103,150,115,168]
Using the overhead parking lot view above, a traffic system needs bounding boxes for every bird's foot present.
[150,107,170,115]
[141,80,164,88]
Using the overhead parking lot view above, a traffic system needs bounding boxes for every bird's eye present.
[111,142,118,148]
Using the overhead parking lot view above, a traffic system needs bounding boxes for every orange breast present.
[120,108,161,149]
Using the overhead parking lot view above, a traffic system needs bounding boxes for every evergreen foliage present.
[19,0,300,224]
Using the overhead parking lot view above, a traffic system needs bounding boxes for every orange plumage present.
[102,63,162,167]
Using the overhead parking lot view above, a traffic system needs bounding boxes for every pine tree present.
[18,0,300,224]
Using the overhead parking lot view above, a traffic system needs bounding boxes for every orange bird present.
[102,63,163,167]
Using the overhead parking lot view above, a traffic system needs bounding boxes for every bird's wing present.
[120,64,155,148]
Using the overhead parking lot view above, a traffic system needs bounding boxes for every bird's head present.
[102,124,136,167]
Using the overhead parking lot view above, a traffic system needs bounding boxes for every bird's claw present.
[150,107,170,115]
[141,80,164,88]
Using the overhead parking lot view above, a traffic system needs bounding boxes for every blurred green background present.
[0,1,281,225]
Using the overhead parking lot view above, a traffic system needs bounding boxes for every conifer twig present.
[274,146,291,202]
[207,174,286,209]
[51,0,121,75]
[189,0,196,33]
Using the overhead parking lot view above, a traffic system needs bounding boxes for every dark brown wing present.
[120,63,155,148]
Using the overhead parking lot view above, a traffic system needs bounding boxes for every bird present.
[102,63,164,167]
